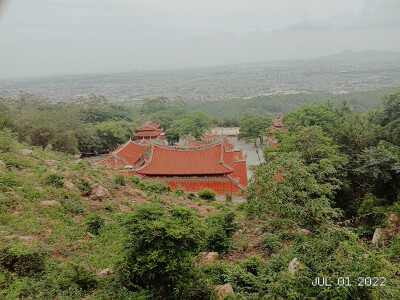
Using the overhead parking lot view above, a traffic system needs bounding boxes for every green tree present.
[118,202,208,298]
[141,97,170,114]
[78,94,136,124]
[381,91,400,146]
[238,115,272,145]
[95,120,136,152]
[246,151,343,226]
[176,111,211,140]
[282,104,338,134]
[353,141,400,204]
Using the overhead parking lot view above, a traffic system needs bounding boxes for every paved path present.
[228,137,264,179]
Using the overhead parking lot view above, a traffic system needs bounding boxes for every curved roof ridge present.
[113,139,134,156]
[154,141,224,151]
[130,144,155,171]
[219,142,234,171]
[227,175,246,190]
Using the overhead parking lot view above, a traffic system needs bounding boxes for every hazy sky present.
[0,0,399,79]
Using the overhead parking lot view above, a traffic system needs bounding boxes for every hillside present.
[1,94,400,299]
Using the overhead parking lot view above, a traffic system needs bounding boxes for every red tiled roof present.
[137,143,233,175]
[187,140,204,147]
[97,140,148,168]
[134,131,162,137]
[203,135,221,142]
[273,120,283,128]
[137,122,159,131]
[154,176,242,195]
[231,160,248,187]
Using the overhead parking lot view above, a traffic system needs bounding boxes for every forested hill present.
[188,87,400,120]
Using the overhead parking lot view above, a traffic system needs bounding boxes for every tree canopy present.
[238,115,272,144]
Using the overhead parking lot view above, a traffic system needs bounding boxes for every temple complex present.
[128,139,247,195]
[97,123,248,195]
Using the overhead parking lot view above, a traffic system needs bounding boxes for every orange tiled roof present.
[187,140,204,147]
[97,140,148,168]
[231,160,248,187]
[273,120,283,128]
[136,142,234,176]
[203,134,221,142]
[155,176,242,195]
[134,131,162,137]
[137,122,159,131]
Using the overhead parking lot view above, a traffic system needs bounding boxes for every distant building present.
[267,119,287,149]
[133,122,166,142]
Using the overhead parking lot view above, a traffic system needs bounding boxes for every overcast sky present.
[0,0,399,79]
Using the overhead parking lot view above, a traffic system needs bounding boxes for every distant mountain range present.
[313,50,400,64]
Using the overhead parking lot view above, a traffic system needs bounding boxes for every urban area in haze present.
[0,0,400,299]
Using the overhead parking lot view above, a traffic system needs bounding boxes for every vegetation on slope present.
[1,90,400,299]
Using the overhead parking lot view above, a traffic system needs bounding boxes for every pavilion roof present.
[273,120,283,128]
[137,122,160,131]
[134,131,162,137]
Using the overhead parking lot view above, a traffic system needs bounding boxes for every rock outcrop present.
[90,184,109,200]
[288,258,301,275]
[214,284,234,299]
[40,200,60,207]
[200,252,218,265]
[19,149,33,156]
[64,180,76,191]
[372,228,384,246]
[297,229,310,236]
[44,160,59,167]
[387,214,400,237]
[96,268,114,277]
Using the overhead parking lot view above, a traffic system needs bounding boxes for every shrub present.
[0,247,46,277]
[61,198,87,215]
[225,193,232,202]
[260,233,282,253]
[188,193,196,200]
[0,173,21,192]
[198,188,216,201]
[61,263,97,291]
[78,179,92,195]
[44,173,64,188]
[84,213,105,235]
[137,180,172,194]
[205,225,231,254]
[127,175,140,184]
[118,202,206,298]
[173,188,185,197]
[104,201,118,212]
[113,174,126,186]
[0,129,17,152]
[205,212,238,254]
